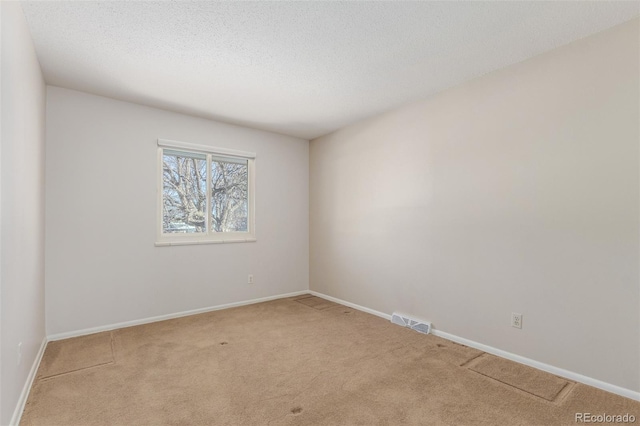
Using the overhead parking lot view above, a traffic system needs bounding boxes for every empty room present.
[2,1,639,425]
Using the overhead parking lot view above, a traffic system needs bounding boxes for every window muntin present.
[157,139,255,246]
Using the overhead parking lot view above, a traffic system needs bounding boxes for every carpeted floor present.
[20,295,640,425]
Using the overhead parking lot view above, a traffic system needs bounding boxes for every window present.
[156,139,255,246]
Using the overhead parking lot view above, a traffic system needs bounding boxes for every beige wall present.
[1,2,47,424]
[45,87,309,336]
[310,19,639,392]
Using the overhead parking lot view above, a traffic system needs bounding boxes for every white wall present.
[310,19,639,392]
[1,2,47,424]
[45,87,309,335]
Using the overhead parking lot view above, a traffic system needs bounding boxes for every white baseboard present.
[10,337,48,426]
[310,290,640,402]
[48,290,308,341]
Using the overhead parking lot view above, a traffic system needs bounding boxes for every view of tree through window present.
[211,158,248,232]
[162,150,249,234]
[162,151,207,233]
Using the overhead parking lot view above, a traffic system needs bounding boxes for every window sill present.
[155,238,257,247]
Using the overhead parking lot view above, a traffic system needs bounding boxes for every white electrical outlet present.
[248,274,254,284]
[511,313,523,329]
[17,342,22,366]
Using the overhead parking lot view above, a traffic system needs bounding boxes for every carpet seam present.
[38,333,117,382]
[459,351,486,367]
[552,381,577,405]
[38,360,116,381]
[110,331,117,364]
[294,296,338,311]
[467,368,567,403]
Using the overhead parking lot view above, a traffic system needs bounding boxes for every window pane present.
[162,151,207,234]
[211,159,248,232]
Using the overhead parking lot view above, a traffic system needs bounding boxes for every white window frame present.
[155,138,256,247]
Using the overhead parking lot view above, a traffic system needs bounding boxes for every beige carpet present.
[20,296,640,425]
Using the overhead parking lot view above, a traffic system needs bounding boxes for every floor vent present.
[391,313,432,334]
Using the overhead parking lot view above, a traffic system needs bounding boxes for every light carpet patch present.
[37,331,114,379]
[468,353,569,401]
[293,295,339,310]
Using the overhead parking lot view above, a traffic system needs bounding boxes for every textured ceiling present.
[21,1,640,140]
